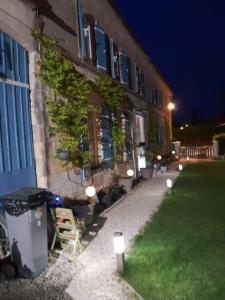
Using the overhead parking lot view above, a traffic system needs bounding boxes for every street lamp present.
[168,102,175,111]
[168,101,175,141]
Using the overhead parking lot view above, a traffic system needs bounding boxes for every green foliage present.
[94,75,124,162]
[94,75,124,112]
[32,29,91,167]
[146,105,160,156]
[164,116,171,144]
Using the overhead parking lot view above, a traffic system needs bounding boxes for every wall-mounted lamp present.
[127,169,134,177]
[85,186,96,198]
[171,150,176,155]
[157,155,162,161]
[113,232,125,273]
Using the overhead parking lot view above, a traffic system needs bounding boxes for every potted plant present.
[140,150,153,179]
[63,195,97,226]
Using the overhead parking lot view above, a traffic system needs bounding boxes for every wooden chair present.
[50,208,81,264]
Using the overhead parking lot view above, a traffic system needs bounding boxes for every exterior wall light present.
[168,102,175,111]
[113,232,125,273]
[85,186,96,198]
[127,169,134,177]
[157,155,162,161]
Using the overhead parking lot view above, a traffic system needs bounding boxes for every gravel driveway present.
[0,164,179,300]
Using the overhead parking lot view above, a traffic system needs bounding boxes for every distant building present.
[0,0,173,196]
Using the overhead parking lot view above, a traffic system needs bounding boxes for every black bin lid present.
[0,187,46,202]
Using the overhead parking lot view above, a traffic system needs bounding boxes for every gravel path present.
[0,164,179,300]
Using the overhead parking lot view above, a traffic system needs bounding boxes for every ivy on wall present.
[94,75,124,163]
[32,29,92,167]
[164,116,171,145]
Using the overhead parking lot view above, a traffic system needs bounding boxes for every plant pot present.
[118,178,133,193]
[140,168,153,179]
[99,192,112,208]
[160,166,168,173]
[70,201,95,226]
[56,150,70,161]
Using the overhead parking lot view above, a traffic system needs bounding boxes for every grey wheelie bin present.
[0,188,49,278]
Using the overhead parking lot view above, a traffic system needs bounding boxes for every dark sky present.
[113,0,225,123]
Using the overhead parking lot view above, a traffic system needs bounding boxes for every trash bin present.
[0,188,49,278]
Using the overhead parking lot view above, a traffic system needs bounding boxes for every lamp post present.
[168,101,175,141]
[113,232,125,273]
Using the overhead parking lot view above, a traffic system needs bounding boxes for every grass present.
[123,161,225,300]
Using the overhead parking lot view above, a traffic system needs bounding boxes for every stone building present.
[0,0,173,197]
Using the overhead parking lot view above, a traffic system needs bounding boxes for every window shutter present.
[140,71,145,96]
[100,106,112,168]
[109,37,115,79]
[77,0,86,59]
[94,27,106,72]
[119,51,129,86]
[113,43,120,80]
[122,113,132,161]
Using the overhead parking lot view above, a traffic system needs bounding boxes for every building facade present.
[0,0,173,197]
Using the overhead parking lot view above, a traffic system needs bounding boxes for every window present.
[113,43,120,80]
[94,26,106,72]
[155,122,163,145]
[109,37,115,79]
[122,112,132,161]
[133,65,145,96]
[135,115,145,145]
[119,51,129,86]
[77,0,86,59]
[100,105,112,168]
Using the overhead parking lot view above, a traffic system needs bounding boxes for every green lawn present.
[123,161,225,300]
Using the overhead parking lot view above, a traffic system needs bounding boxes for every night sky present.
[113,0,225,123]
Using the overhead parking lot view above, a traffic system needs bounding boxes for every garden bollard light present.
[166,179,173,194]
[113,232,125,273]
[178,164,183,171]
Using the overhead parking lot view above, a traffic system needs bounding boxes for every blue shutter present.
[109,37,115,78]
[0,33,36,195]
[140,71,145,96]
[100,106,112,168]
[94,27,106,72]
[4,35,14,80]
[0,33,4,76]
[77,0,86,58]
[124,113,132,161]
[119,52,129,86]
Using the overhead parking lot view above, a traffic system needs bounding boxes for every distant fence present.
[180,145,213,158]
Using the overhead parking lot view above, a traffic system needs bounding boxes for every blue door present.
[0,32,36,195]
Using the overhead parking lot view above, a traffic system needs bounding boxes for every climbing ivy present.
[32,29,91,167]
[94,75,124,162]
[145,105,161,164]
[164,116,171,145]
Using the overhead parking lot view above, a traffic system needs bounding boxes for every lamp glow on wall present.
[168,102,175,111]
[127,169,134,177]
[85,186,96,198]
[113,232,125,273]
